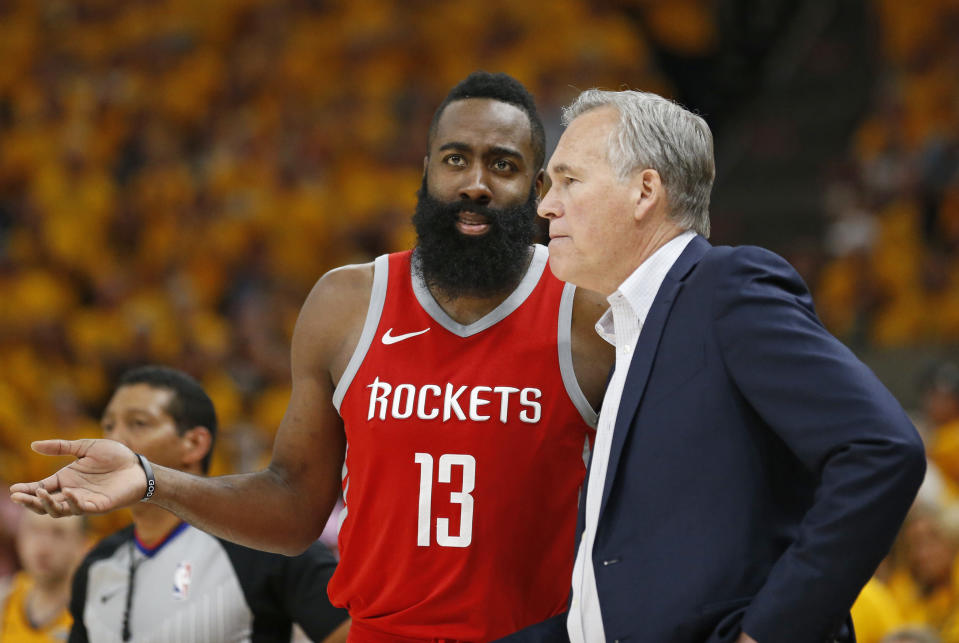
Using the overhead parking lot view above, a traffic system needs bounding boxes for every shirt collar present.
[133,521,189,558]
[595,230,697,344]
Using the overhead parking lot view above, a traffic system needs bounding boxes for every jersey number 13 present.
[414,453,475,547]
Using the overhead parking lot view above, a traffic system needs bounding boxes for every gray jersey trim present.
[410,244,549,337]
[338,442,350,530]
[332,255,390,412]
[559,282,598,428]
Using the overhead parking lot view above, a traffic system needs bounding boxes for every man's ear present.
[180,426,213,473]
[633,168,664,222]
[423,155,429,173]
[534,169,546,201]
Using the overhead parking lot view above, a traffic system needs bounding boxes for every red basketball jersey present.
[330,247,596,642]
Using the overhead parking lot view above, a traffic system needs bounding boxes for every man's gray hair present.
[562,89,715,238]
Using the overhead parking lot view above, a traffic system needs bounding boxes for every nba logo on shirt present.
[172,561,192,600]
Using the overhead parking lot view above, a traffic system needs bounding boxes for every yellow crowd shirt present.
[0,572,71,642]
[851,576,906,643]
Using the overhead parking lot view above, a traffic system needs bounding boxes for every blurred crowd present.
[816,0,959,348]
[811,10,959,633]
[1,0,959,641]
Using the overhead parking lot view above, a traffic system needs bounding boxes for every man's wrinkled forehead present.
[547,106,620,176]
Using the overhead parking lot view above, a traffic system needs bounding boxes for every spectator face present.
[903,514,957,591]
[15,512,86,588]
[923,388,959,427]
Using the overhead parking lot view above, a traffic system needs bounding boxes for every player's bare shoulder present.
[572,286,609,326]
[293,262,376,382]
[570,285,613,410]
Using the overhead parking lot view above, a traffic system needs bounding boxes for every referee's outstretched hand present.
[9,439,147,516]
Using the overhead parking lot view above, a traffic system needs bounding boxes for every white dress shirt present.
[568,230,696,643]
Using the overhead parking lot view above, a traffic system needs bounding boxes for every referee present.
[69,366,349,643]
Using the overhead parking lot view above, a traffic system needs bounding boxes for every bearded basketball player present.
[12,72,614,643]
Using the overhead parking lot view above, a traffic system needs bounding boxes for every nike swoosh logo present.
[381,327,430,345]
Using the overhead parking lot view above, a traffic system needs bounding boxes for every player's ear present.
[534,169,545,201]
[180,426,212,472]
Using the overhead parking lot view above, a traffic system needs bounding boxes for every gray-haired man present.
[506,88,925,643]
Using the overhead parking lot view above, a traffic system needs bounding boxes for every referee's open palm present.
[9,439,147,516]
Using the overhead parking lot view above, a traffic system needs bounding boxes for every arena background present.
[1,0,959,628]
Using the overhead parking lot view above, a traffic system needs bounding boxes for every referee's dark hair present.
[117,365,218,473]
[428,71,547,170]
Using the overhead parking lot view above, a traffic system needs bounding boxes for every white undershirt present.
[568,230,696,643]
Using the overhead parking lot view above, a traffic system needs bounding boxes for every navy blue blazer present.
[502,237,925,643]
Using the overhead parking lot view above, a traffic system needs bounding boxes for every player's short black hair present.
[428,71,546,170]
[117,365,218,474]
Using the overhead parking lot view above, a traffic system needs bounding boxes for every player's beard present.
[412,176,537,298]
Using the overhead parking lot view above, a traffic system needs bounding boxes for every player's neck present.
[132,503,184,546]
[428,247,533,325]
[429,289,512,325]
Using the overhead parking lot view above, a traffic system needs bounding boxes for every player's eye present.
[493,159,517,172]
[444,154,466,167]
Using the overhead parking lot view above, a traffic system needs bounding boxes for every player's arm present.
[570,286,613,411]
[10,265,374,556]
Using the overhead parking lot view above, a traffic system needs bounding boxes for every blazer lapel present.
[598,236,711,520]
